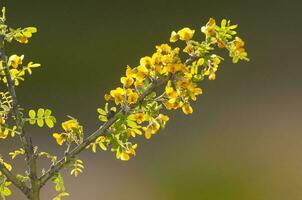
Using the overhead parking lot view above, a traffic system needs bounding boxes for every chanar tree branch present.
[0,5,249,200]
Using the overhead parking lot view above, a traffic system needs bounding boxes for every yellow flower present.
[53,133,66,146]
[120,152,130,161]
[187,84,202,100]
[127,91,139,105]
[176,78,190,89]
[234,37,245,49]
[182,104,193,115]
[14,27,37,44]
[230,37,249,63]
[104,94,111,101]
[156,44,172,55]
[170,100,183,109]
[134,65,149,81]
[167,63,186,74]
[209,73,216,80]
[201,18,216,37]
[0,116,6,125]
[170,31,179,43]
[178,28,195,41]
[121,66,134,87]
[8,55,24,68]
[120,144,138,161]
[129,113,148,124]
[22,27,37,38]
[140,56,152,68]
[183,44,194,54]
[121,76,134,87]
[165,82,178,99]
[134,79,144,88]
[126,144,138,156]
[144,120,161,139]
[158,114,169,126]
[110,87,125,105]
[62,119,80,132]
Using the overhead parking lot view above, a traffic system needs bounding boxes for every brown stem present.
[0,36,39,199]
[0,162,30,196]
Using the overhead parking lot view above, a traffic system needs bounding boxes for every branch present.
[0,163,30,197]
[39,75,171,187]
[0,36,38,197]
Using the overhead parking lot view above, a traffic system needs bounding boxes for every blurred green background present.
[0,0,302,199]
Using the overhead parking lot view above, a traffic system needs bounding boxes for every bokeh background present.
[0,0,302,199]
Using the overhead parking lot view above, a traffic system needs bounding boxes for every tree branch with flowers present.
[0,6,249,200]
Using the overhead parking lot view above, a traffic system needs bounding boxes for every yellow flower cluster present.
[92,18,249,161]
[0,54,41,86]
[50,18,248,162]
[53,119,83,146]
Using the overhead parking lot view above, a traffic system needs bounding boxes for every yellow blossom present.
[201,18,216,37]
[176,78,190,89]
[8,54,24,68]
[134,65,149,81]
[120,144,138,161]
[165,83,178,99]
[127,91,139,104]
[144,120,160,139]
[183,44,194,54]
[134,79,144,88]
[104,94,111,101]
[158,114,169,126]
[110,87,125,105]
[140,56,152,68]
[169,31,179,42]
[209,73,216,80]
[167,63,186,74]
[53,133,66,146]
[121,66,134,87]
[121,76,134,87]
[156,44,172,55]
[182,104,193,115]
[14,27,37,44]
[178,28,195,41]
[62,119,80,132]
[120,152,130,161]
[129,113,148,124]
[187,84,203,100]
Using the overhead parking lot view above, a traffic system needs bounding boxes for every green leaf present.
[37,108,45,118]
[126,120,140,128]
[105,103,109,113]
[37,119,44,127]
[1,186,11,196]
[50,116,57,124]
[45,109,52,117]
[29,110,36,119]
[97,108,107,115]
[98,115,107,122]
[92,144,97,153]
[45,118,54,128]
[98,142,107,151]
[221,19,227,27]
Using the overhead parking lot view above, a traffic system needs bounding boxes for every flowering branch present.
[39,75,171,187]
[0,5,249,200]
